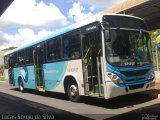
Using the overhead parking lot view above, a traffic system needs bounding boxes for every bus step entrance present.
[37,86,45,92]
[94,84,104,94]
[84,57,104,97]
[85,82,104,97]
[88,93,104,97]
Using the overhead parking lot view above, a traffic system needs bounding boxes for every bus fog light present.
[107,72,123,84]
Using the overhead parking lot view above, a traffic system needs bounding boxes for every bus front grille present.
[128,84,144,90]
[121,69,149,77]
[125,77,145,82]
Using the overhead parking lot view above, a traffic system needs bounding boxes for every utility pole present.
[72,15,75,23]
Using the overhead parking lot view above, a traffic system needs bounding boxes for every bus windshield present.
[105,29,152,67]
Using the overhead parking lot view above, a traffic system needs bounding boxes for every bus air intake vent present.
[129,84,144,90]
[121,69,149,77]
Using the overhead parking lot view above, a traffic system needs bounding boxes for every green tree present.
[149,29,160,68]
[0,65,3,70]
[2,46,17,51]
[149,29,160,41]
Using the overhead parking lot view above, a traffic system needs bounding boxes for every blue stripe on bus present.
[13,61,68,91]
[106,63,153,78]
[118,64,153,71]
[13,66,36,89]
[116,79,154,87]
[43,61,68,91]
[106,62,153,73]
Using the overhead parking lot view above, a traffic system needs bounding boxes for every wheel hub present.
[19,82,23,91]
[70,85,77,97]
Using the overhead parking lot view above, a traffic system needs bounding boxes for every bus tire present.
[18,78,25,93]
[67,82,80,102]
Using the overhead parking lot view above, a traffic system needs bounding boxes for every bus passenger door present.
[82,30,104,97]
[8,55,14,85]
[33,43,45,92]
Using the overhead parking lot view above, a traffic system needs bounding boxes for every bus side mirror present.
[104,30,111,42]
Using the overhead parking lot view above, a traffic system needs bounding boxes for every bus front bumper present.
[104,79,155,99]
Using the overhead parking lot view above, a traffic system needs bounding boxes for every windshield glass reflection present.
[105,29,152,67]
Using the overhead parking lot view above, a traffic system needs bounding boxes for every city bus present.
[4,13,155,102]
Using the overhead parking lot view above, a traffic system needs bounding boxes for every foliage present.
[149,29,160,41]
[2,46,17,51]
[0,65,3,70]
[149,29,160,50]
[0,76,5,81]
[149,29,160,68]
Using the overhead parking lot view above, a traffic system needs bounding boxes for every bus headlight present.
[107,72,123,84]
[147,70,155,80]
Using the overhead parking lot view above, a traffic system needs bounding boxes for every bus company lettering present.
[86,26,96,31]
[67,68,78,73]
[44,70,59,74]
[124,62,135,66]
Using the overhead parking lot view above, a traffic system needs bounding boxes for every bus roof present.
[14,13,144,52]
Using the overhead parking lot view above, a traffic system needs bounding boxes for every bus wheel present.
[18,79,24,93]
[67,83,80,102]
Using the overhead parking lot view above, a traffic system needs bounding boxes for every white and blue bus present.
[4,13,155,102]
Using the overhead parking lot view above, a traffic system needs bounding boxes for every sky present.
[0,0,125,50]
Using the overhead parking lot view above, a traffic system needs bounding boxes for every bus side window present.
[4,56,9,69]
[9,56,14,68]
[14,53,18,67]
[25,47,33,65]
[63,39,69,59]
[47,37,61,61]
[62,31,80,59]
[18,50,25,65]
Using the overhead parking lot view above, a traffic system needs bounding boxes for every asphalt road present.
[0,91,92,120]
[0,82,160,120]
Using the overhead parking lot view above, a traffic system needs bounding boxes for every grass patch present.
[0,76,5,81]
